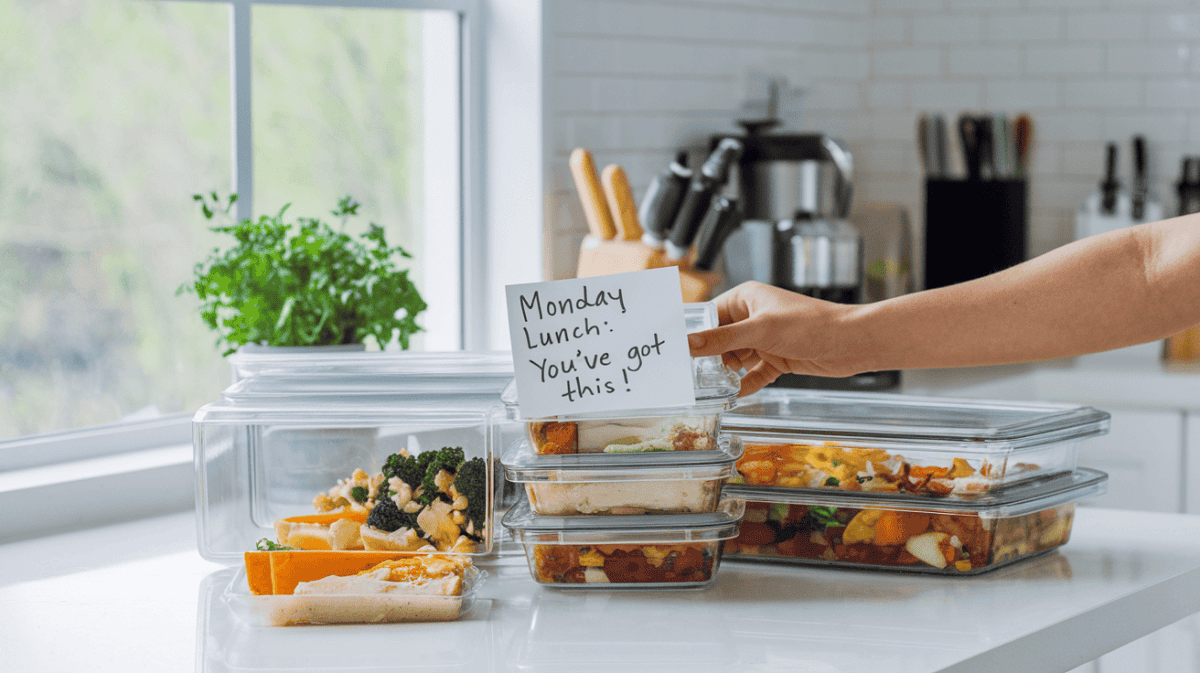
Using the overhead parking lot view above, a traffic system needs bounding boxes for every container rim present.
[724,467,1107,518]
[724,389,1111,445]
[502,496,745,534]
[501,434,744,475]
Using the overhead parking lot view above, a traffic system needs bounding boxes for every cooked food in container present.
[231,552,484,625]
[501,435,743,516]
[502,498,744,588]
[723,389,1110,498]
[722,468,1106,574]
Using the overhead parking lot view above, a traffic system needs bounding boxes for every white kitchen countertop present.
[901,346,1200,410]
[4,507,1200,673]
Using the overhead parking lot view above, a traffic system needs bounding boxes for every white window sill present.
[0,444,194,544]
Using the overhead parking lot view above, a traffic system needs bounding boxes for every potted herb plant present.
[180,193,427,357]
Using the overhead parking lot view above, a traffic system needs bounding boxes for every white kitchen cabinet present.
[1074,407,1184,513]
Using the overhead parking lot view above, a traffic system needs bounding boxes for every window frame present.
[0,0,485,471]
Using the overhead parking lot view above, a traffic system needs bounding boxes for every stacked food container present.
[193,350,513,624]
[499,303,747,588]
[719,388,1111,574]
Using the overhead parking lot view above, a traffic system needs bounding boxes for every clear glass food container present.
[502,303,741,456]
[501,435,743,516]
[722,468,1107,575]
[502,497,745,589]
[193,351,513,563]
[723,389,1110,498]
[224,559,486,626]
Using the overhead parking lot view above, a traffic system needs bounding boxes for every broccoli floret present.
[381,452,424,494]
[349,485,369,504]
[454,456,488,536]
[366,494,419,533]
[417,447,465,503]
[255,538,296,551]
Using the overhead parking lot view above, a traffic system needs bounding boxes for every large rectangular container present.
[723,389,1110,498]
[722,468,1107,575]
[502,498,744,589]
[193,351,513,564]
[502,303,741,457]
[501,435,743,516]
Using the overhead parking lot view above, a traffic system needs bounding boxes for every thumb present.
[687,322,758,358]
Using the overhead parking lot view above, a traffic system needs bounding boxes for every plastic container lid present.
[194,352,513,426]
[502,497,745,544]
[724,389,1111,451]
[501,303,741,420]
[725,467,1108,519]
[502,435,744,482]
[229,349,514,382]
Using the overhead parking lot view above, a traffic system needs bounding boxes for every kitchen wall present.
[543,0,871,280]
[859,0,1200,260]
[544,0,1200,281]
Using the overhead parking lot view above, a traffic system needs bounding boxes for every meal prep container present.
[224,563,486,626]
[193,351,513,563]
[723,389,1110,498]
[502,497,745,588]
[502,303,741,456]
[722,468,1107,575]
[501,435,743,516]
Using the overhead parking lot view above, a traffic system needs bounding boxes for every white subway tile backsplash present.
[947,47,1022,76]
[1066,12,1147,41]
[1024,46,1104,75]
[1027,110,1105,142]
[910,80,984,108]
[1146,11,1200,40]
[868,81,908,107]
[1104,113,1189,143]
[869,14,910,45]
[1145,80,1200,108]
[1061,143,1110,178]
[985,80,1061,109]
[985,13,1064,42]
[867,108,920,141]
[1107,45,1192,75]
[872,47,944,77]
[910,14,984,44]
[1061,79,1144,108]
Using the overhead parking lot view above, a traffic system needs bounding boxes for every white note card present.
[505,267,696,419]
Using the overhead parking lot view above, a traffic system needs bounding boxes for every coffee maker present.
[714,131,900,391]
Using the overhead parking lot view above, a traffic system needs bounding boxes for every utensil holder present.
[575,237,720,303]
[924,178,1028,290]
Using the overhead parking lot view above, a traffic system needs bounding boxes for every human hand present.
[686,282,861,396]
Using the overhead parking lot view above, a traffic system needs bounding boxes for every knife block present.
[575,236,720,302]
[924,178,1028,290]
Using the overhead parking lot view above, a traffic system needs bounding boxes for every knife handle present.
[665,181,716,260]
[570,148,617,240]
[639,152,691,247]
[601,164,642,241]
[693,196,742,272]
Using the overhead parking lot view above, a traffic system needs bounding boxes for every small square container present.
[722,468,1107,575]
[193,351,513,563]
[502,303,741,457]
[723,389,1110,498]
[501,435,744,516]
[502,497,745,589]
[224,560,486,626]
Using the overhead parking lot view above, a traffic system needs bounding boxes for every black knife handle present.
[665,181,716,259]
[638,152,691,246]
[1101,142,1120,215]
[958,115,981,182]
[1132,135,1148,220]
[693,197,743,272]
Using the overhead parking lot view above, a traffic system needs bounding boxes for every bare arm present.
[688,213,1200,395]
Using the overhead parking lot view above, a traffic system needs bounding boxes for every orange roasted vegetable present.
[873,511,931,546]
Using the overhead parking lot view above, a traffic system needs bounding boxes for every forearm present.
[845,213,1200,373]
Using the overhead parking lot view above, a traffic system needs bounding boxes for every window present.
[0,0,478,459]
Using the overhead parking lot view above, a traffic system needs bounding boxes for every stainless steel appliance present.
[716,131,900,391]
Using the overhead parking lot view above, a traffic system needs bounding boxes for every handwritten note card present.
[505,267,696,419]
